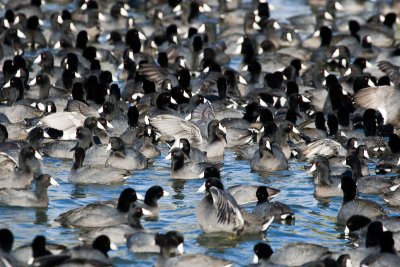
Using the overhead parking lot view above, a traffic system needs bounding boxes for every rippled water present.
[1,0,400,266]
[2,146,399,266]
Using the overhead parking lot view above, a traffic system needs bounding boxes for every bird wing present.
[209,186,244,228]
[378,61,400,86]
[354,85,400,127]
[192,71,221,94]
[303,139,345,159]
[149,114,203,147]
[138,63,178,86]
[65,100,99,117]
[39,112,85,139]
[190,101,216,122]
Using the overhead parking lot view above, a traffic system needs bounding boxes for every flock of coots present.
[1,0,400,266]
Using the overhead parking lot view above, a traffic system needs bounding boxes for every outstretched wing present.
[149,114,203,147]
[354,85,400,126]
[190,100,216,122]
[65,100,99,117]
[39,112,86,139]
[209,186,244,228]
[138,63,178,86]
[303,138,345,159]
[378,61,400,86]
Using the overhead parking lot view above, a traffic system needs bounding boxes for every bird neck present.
[171,157,184,171]
[129,217,144,230]
[34,183,48,201]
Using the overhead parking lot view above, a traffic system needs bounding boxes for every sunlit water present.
[1,0,399,266]
[2,146,400,266]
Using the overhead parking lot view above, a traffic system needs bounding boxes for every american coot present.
[0,174,58,208]
[345,155,400,194]
[31,235,117,267]
[299,111,329,142]
[154,231,184,265]
[302,138,348,160]
[127,230,160,254]
[269,242,330,267]
[41,125,96,159]
[0,229,18,266]
[11,235,66,265]
[353,219,400,254]
[26,236,52,264]
[375,133,400,174]
[55,188,139,228]
[334,221,384,266]
[133,125,161,159]
[155,231,231,267]
[250,136,288,172]
[345,215,400,239]
[270,121,298,160]
[360,231,400,267]
[252,186,294,221]
[0,100,42,123]
[219,101,260,130]
[105,137,147,171]
[309,156,342,198]
[196,178,274,234]
[252,242,274,264]
[166,148,213,179]
[145,92,180,117]
[178,138,208,163]
[0,127,49,155]
[150,115,227,159]
[78,144,109,166]
[337,173,386,225]
[39,113,103,141]
[354,82,400,128]
[136,185,169,217]
[68,147,131,184]
[199,166,281,205]
[70,125,97,149]
[126,206,161,254]
[0,145,42,189]
[345,215,374,236]
[83,206,150,245]
[26,73,51,100]
[97,101,126,135]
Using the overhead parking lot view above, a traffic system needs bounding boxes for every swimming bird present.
[150,115,227,159]
[31,235,117,267]
[68,147,131,184]
[252,186,294,221]
[165,148,213,179]
[250,136,288,172]
[55,188,140,228]
[337,172,386,225]
[0,145,42,189]
[155,231,231,267]
[83,205,151,245]
[199,166,280,205]
[0,174,58,208]
[196,178,274,234]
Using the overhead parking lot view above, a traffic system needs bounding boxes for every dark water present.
[0,0,399,266]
